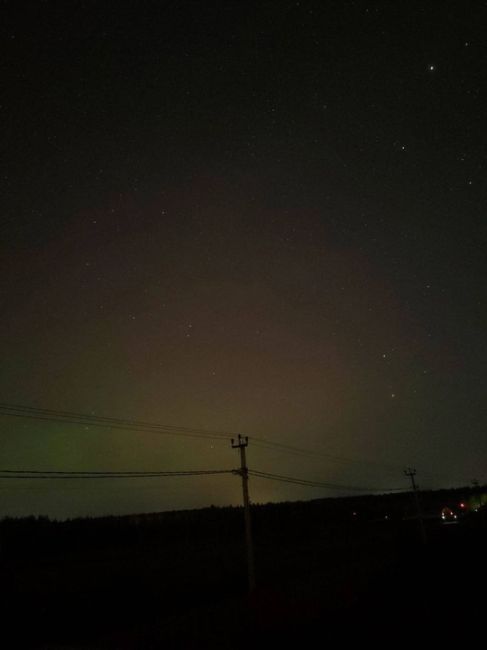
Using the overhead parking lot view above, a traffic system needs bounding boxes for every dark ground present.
[0,492,485,648]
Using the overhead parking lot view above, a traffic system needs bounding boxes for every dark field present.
[1,489,485,649]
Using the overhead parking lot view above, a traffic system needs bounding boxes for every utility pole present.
[232,434,256,593]
[472,479,481,510]
[404,467,427,544]
[472,479,485,528]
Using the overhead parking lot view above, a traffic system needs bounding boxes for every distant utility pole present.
[404,467,427,544]
[472,479,482,510]
[232,434,256,593]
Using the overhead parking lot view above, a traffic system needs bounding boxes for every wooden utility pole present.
[232,434,256,592]
[404,467,427,544]
[472,479,481,510]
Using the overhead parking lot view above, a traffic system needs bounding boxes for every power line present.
[250,436,403,472]
[0,468,235,476]
[0,403,233,442]
[0,466,403,493]
[2,404,465,485]
[0,468,237,479]
[0,402,404,472]
[249,469,406,493]
[0,475,210,480]
[251,437,465,485]
[0,403,233,437]
[250,469,363,490]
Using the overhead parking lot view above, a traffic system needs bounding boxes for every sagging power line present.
[250,436,403,472]
[0,402,407,472]
[0,466,402,492]
[0,403,232,442]
[0,469,236,479]
[249,469,406,492]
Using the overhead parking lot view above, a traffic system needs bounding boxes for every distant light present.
[459,502,465,509]
[428,64,435,71]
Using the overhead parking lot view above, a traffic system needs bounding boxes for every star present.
[428,64,435,72]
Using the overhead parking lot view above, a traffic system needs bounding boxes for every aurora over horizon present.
[1,1,485,519]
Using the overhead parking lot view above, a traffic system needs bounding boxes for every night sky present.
[1,1,486,519]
